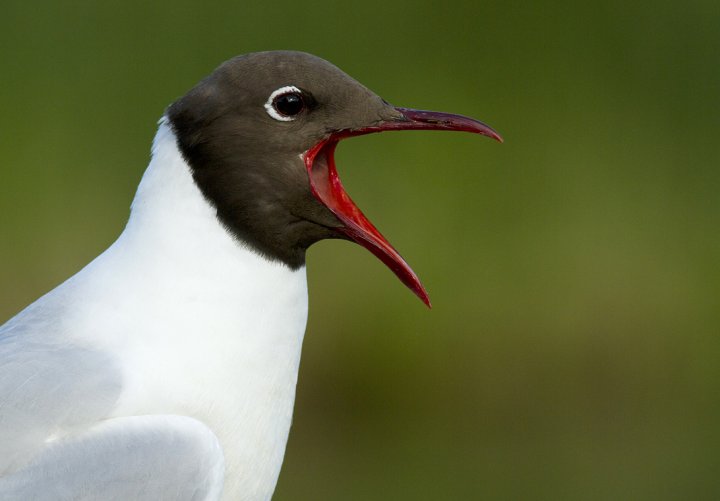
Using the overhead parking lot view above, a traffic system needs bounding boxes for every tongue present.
[305,138,431,307]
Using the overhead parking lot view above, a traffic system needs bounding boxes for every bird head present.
[167,51,501,307]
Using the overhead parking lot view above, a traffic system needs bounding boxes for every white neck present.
[68,119,308,500]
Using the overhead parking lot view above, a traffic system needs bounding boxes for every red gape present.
[304,107,502,308]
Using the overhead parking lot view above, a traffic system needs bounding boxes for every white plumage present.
[0,119,308,500]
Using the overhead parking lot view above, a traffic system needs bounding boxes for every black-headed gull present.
[0,51,501,500]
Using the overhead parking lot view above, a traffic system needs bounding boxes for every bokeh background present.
[1,1,718,499]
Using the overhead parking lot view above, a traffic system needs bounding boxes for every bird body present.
[1,120,306,500]
[0,51,500,499]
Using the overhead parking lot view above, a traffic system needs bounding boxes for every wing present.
[0,304,123,475]
[0,415,225,501]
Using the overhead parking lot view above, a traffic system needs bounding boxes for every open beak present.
[304,106,502,308]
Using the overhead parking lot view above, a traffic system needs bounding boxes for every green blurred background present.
[1,1,719,499]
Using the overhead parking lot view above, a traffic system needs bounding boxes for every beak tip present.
[415,287,432,308]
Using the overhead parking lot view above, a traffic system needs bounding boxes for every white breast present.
[3,119,309,500]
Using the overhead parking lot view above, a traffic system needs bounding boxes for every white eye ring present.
[264,85,303,122]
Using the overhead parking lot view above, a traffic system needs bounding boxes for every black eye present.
[273,92,305,117]
[264,85,308,122]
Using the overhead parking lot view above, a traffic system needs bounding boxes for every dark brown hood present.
[167,51,501,306]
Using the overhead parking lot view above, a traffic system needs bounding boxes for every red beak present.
[304,107,502,308]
